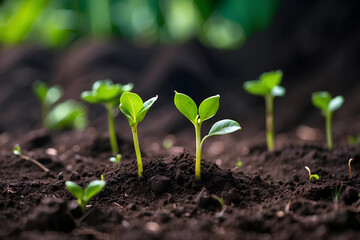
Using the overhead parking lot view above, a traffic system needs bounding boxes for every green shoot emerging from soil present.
[33,80,63,127]
[311,91,344,150]
[119,92,158,177]
[174,91,241,181]
[243,70,285,151]
[81,79,133,155]
[305,166,319,181]
[65,179,105,213]
[332,184,343,203]
[13,144,50,172]
[110,154,122,164]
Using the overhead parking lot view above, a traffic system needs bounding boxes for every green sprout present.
[174,91,241,181]
[81,79,134,155]
[32,80,63,127]
[348,134,360,146]
[236,160,243,168]
[305,166,319,182]
[13,144,50,172]
[65,179,105,213]
[312,91,344,150]
[243,70,285,151]
[332,184,343,203]
[110,154,122,164]
[119,92,158,177]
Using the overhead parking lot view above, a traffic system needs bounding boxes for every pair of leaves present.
[174,92,241,138]
[243,70,286,97]
[65,180,105,205]
[33,80,63,106]
[119,92,158,126]
[81,79,134,105]
[312,91,344,116]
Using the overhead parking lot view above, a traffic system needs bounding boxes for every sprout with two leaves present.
[81,80,133,155]
[174,92,241,181]
[312,91,344,150]
[119,92,158,177]
[243,70,285,151]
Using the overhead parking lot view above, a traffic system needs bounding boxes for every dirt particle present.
[149,175,171,195]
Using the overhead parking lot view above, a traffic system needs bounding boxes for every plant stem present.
[265,95,275,151]
[326,112,333,150]
[21,154,50,172]
[107,107,118,155]
[195,123,202,181]
[131,124,143,177]
[80,201,86,213]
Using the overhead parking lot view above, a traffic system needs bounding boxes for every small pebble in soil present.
[70,171,80,181]
[149,175,171,195]
[144,222,162,234]
[194,188,222,211]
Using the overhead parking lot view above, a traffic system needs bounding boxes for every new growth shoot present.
[243,70,285,151]
[110,154,122,164]
[65,179,105,213]
[81,80,133,155]
[305,166,319,182]
[349,158,354,179]
[174,92,241,181]
[311,91,344,150]
[119,92,158,177]
[13,144,50,172]
[333,184,343,203]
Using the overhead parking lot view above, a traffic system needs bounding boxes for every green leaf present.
[46,85,63,106]
[207,119,241,137]
[81,91,100,103]
[84,180,105,202]
[13,144,21,155]
[174,91,198,123]
[243,80,269,96]
[32,80,48,103]
[199,95,220,122]
[312,91,332,112]
[328,95,344,112]
[136,96,158,123]
[271,86,286,97]
[120,92,143,122]
[310,174,319,181]
[119,106,135,126]
[260,70,283,89]
[65,181,84,200]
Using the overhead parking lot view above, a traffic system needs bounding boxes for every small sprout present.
[162,139,174,149]
[110,154,122,164]
[174,91,241,181]
[119,92,158,177]
[101,174,104,181]
[243,70,285,151]
[81,79,133,155]
[236,160,243,168]
[65,179,105,213]
[332,184,343,203]
[213,195,225,210]
[348,158,354,179]
[12,144,50,172]
[305,166,319,181]
[348,134,360,146]
[312,91,344,150]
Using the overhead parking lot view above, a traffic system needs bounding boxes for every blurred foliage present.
[0,0,280,49]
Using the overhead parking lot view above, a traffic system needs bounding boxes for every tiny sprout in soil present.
[110,154,122,164]
[349,158,354,179]
[81,79,133,155]
[174,91,241,181]
[348,134,360,146]
[119,92,158,177]
[13,144,50,172]
[332,184,344,203]
[65,179,105,213]
[305,166,319,181]
[243,70,285,151]
[311,91,344,150]
[237,160,243,168]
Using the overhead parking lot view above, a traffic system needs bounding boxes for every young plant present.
[332,184,344,203]
[305,166,319,182]
[348,158,354,179]
[119,92,158,177]
[174,91,241,181]
[243,70,285,151]
[311,91,344,150]
[65,179,105,213]
[81,79,134,155]
[13,144,50,172]
[33,80,63,127]
[110,154,122,164]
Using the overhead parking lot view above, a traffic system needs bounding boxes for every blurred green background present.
[0,0,281,49]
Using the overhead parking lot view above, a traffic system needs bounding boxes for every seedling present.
[119,92,158,177]
[13,144,50,172]
[237,160,243,168]
[243,70,285,151]
[305,166,319,181]
[348,158,354,179]
[332,184,343,203]
[81,79,134,155]
[65,179,105,213]
[174,92,241,181]
[32,80,63,127]
[110,154,122,164]
[311,91,344,150]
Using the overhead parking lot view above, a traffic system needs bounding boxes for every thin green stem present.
[326,112,333,150]
[80,201,86,213]
[107,106,118,155]
[265,95,274,151]
[131,124,143,177]
[195,122,202,181]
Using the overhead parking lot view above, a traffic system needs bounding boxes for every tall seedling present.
[119,92,158,177]
[243,70,285,151]
[174,92,241,181]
